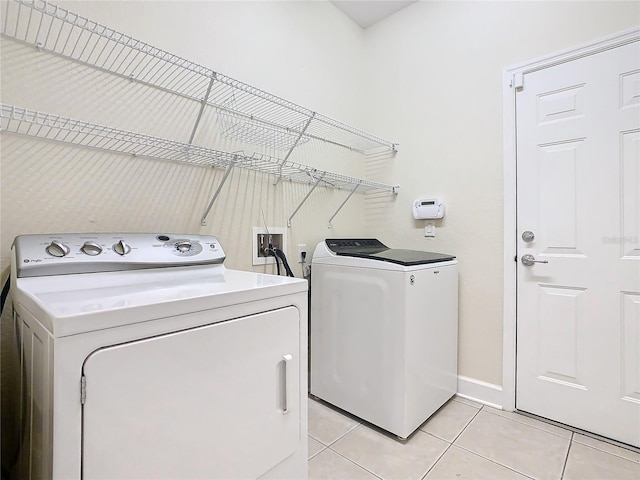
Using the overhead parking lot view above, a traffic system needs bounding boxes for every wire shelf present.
[1,0,398,154]
[0,104,398,194]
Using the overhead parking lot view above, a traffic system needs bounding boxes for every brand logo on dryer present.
[409,275,415,285]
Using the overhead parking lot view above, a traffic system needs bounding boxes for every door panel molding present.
[502,27,640,413]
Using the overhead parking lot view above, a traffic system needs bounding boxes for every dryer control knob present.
[175,241,192,253]
[113,240,131,256]
[81,241,102,256]
[46,240,70,258]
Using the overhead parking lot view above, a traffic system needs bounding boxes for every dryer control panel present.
[13,233,225,277]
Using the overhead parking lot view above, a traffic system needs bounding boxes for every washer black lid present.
[325,239,456,266]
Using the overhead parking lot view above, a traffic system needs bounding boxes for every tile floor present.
[307,395,640,480]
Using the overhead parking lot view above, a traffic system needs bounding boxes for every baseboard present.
[457,375,503,410]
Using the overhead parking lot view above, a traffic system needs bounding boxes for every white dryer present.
[310,239,458,440]
[9,233,308,480]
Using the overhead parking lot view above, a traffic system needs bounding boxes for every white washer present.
[9,233,308,480]
[310,238,458,440]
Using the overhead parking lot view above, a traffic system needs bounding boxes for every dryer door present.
[81,306,301,480]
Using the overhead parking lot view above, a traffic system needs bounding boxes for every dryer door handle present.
[282,354,293,415]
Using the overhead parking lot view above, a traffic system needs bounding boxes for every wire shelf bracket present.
[283,112,315,162]
[287,173,325,228]
[200,158,236,226]
[328,182,361,228]
[189,73,217,146]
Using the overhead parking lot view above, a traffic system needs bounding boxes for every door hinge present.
[80,376,87,405]
[512,72,524,90]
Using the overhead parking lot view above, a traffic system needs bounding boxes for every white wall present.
[360,1,640,386]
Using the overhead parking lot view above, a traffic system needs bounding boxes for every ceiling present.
[330,1,417,29]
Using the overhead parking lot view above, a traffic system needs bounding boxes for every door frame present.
[501,27,640,412]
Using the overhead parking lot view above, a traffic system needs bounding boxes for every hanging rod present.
[1,0,398,154]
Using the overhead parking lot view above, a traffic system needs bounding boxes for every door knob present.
[521,254,548,266]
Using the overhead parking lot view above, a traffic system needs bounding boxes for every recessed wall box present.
[413,198,444,220]
[252,227,286,266]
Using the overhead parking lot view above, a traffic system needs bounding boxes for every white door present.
[82,307,300,480]
[516,40,640,447]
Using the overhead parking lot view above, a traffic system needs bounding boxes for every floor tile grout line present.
[481,402,639,456]
[418,430,457,445]
[560,432,574,479]
[421,405,511,480]
[419,403,484,446]
[307,447,326,461]
[308,422,358,450]
[325,444,385,480]
[418,399,483,441]
[481,407,572,440]
[569,439,640,466]
[308,397,363,448]
[319,414,454,480]
[451,405,571,479]
[452,406,539,480]
[504,408,638,452]
[450,402,484,444]
[450,443,538,480]
[307,437,329,461]
[324,422,362,449]
[308,433,330,447]
[326,432,462,480]
[419,441,454,480]
[571,436,640,460]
